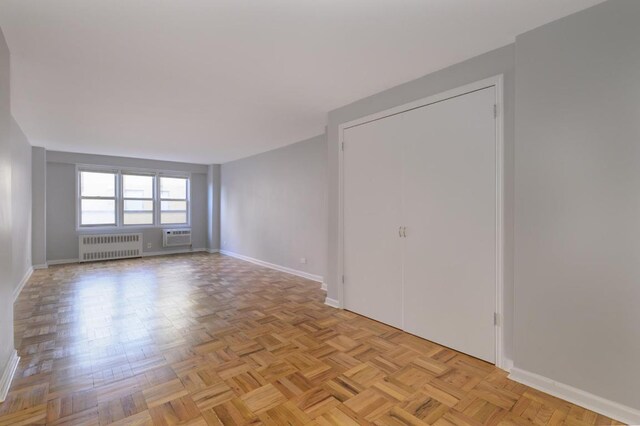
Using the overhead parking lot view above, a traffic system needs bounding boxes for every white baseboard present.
[321,282,327,291]
[47,258,79,265]
[220,250,323,283]
[142,247,207,257]
[13,267,33,303]
[0,350,19,403]
[503,358,514,373]
[32,264,48,270]
[509,367,640,425]
[206,248,220,254]
[324,297,340,308]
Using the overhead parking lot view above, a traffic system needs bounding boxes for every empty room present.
[0,0,639,424]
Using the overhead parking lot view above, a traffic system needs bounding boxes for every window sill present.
[76,224,190,233]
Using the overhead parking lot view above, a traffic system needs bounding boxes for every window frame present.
[76,165,191,231]
[77,167,119,228]
[159,175,190,226]
[121,172,156,227]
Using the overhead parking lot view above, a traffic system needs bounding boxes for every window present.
[160,176,188,225]
[79,171,117,226]
[77,167,190,228]
[123,174,154,225]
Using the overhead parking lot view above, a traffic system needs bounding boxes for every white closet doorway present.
[340,77,504,365]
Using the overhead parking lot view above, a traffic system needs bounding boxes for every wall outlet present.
[300,257,307,264]
[146,243,152,249]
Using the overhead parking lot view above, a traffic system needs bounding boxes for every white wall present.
[43,151,212,261]
[0,26,14,386]
[11,117,32,291]
[0,27,32,397]
[514,0,640,410]
[221,134,327,279]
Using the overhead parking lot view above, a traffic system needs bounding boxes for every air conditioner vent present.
[163,229,192,247]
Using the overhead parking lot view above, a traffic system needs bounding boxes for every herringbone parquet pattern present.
[1,253,622,425]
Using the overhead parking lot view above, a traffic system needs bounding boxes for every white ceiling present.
[0,0,604,164]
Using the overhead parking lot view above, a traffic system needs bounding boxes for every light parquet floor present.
[1,253,623,426]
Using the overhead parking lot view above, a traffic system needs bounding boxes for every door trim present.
[337,75,506,369]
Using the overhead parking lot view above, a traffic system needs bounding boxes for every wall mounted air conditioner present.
[163,229,192,247]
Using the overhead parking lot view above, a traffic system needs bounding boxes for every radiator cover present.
[79,233,143,262]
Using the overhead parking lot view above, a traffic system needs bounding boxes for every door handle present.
[403,227,407,238]
[399,226,402,237]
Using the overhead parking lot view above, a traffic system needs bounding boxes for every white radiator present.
[79,233,143,262]
[163,229,192,247]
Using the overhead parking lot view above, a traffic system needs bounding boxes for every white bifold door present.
[343,86,497,363]
[343,111,405,330]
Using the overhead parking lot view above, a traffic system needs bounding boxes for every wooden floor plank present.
[0,253,624,425]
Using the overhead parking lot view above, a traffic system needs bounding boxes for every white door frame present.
[337,75,506,369]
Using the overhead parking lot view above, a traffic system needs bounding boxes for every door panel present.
[402,88,497,362]
[343,113,404,329]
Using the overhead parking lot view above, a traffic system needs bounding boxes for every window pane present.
[81,171,115,197]
[81,199,115,225]
[161,212,187,224]
[160,177,187,199]
[161,200,186,211]
[123,174,154,199]
[124,212,153,225]
[124,199,153,225]
[124,200,153,211]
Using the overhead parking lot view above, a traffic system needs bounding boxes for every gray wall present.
[190,172,208,250]
[514,0,640,409]
[44,151,210,261]
[326,45,516,360]
[31,146,46,266]
[0,28,32,391]
[207,164,221,251]
[4,0,638,413]
[11,118,32,290]
[0,26,14,382]
[221,134,327,279]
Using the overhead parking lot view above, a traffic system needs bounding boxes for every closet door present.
[402,87,497,362]
[343,113,404,329]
